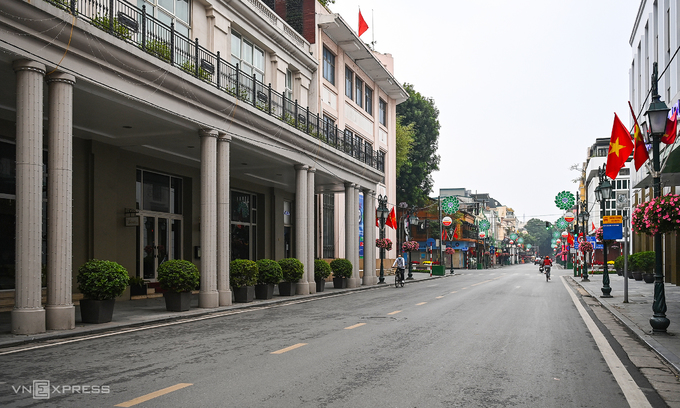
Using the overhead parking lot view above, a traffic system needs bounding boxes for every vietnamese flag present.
[662,110,677,145]
[358,10,369,37]
[629,101,649,171]
[606,113,634,179]
[386,207,397,229]
[567,233,574,246]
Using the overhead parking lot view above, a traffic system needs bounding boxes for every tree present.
[395,84,441,206]
[395,116,415,179]
[524,218,553,257]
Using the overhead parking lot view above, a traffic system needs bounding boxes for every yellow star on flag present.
[608,137,624,157]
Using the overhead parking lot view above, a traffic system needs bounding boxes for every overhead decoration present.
[555,217,568,230]
[517,237,524,244]
[552,231,561,239]
[441,196,460,214]
[554,191,575,210]
[510,233,518,241]
[478,219,490,231]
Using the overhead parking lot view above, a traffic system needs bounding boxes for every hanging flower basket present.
[402,241,420,252]
[632,193,680,235]
[444,247,455,255]
[579,241,593,253]
[375,238,393,251]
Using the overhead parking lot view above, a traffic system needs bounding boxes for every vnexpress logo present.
[32,380,50,400]
[11,380,110,399]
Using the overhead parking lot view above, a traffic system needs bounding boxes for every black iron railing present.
[44,0,385,172]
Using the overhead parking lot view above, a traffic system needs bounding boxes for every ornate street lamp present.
[406,211,419,279]
[644,62,671,332]
[596,166,613,298]
[579,206,589,281]
[377,195,389,284]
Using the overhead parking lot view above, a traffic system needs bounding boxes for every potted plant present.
[330,258,352,289]
[77,259,129,323]
[632,193,680,235]
[613,255,624,276]
[278,258,304,296]
[254,259,282,300]
[231,259,258,302]
[129,276,148,297]
[628,253,643,281]
[314,259,332,292]
[157,259,200,311]
[634,251,656,283]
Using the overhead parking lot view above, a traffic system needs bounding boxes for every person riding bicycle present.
[542,256,553,268]
[392,254,406,283]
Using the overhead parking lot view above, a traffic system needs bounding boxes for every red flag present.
[375,208,379,227]
[591,221,596,232]
[662,110,677,145]
[567,233,574,245]
[442,228,446,242]
[386,207,397,229]
[629,101,649,170]
[358,10,369,37]
[606,113,634,179]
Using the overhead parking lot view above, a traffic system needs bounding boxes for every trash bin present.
[431,265,445,276]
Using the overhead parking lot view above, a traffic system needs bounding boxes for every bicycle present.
[394,268,405,288]
[545,266,551,281]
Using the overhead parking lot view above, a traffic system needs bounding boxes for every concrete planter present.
[80,299,115,324]
[278,282,296,296]
[332,277,347,289]
[255,284,274,300]
[163,292,191,312]
[234,286,255,303]
[315,279,326,292]
[643,273,655,283]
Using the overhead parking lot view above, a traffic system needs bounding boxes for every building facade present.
[0,0,405,334]
[628,0,680,284]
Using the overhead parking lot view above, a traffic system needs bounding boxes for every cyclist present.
[392,253,406,284]
[543,256,553,280]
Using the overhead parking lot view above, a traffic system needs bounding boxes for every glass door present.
[140,215,182,280]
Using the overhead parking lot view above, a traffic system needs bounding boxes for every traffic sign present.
[603,215,623,224]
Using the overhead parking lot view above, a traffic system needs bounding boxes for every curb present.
[0,275,447,350]
[569,276,680,375]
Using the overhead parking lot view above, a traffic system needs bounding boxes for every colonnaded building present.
[0,0,406,334]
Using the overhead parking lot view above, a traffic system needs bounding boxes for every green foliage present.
[523,218,554,257]
[129,276,146,287]
[314,259,332,280]
[180,60,213,82]
[318,0,335,7]
[230,259,258,288]
[613,255,624,272]
[278,258,304,282]
[47,0,76,12]
[395,83,441,206]
[395,116,415,179]
[92,15,132,40]
[77,260,129,301]
[255,259,283,285]
[630,251,655,274]
[157,260,200,293]
[145,40,171,62]
[330,258,353,279]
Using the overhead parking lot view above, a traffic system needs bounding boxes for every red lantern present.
[442,216,452,227]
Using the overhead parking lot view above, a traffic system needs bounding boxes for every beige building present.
[0,0,406,334]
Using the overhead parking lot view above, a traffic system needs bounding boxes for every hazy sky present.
[330,0,641,223]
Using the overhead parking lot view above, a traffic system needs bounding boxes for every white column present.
[353,185,360,285]
[363,189,376,285]
[46,72,76,330]
[307,168,316,293]
[12,60,46,335]
[217,132,232,306]
[295,164,309,295]
[344,183,357,288]
[199,129,219,308]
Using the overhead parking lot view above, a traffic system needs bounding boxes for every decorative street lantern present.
[442,216,452,227]
[479,231,486,239]
[564,212,575,223]
[556,239,562,245]
[561,231,568,238]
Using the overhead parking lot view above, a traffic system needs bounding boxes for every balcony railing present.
[44,0,385,173]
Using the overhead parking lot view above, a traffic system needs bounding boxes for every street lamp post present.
[579,205,589,281]
[377,195,389,284]
[595,166,613,298]
[406,210,419,280]
[644,62,671,332]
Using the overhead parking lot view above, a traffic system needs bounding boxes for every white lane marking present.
[560,277,652,408]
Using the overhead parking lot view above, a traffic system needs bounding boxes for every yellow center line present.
[461,287,468,290]
[471,280,493,287]
[387,310,401,315]
[345,323,367,329]
[435,296,445,299]
[115,383,192,407]
[416,302,427,306]
[271,343,308,354]
[450,291,458,294]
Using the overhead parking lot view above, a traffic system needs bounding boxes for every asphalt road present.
[0,264,668,407]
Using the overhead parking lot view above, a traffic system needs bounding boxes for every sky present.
[330,0,642,223]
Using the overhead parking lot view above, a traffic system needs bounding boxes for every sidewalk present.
[0,271,443,349]
[569,269,680,374]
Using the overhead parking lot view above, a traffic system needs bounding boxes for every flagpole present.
[371,9,375,50]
